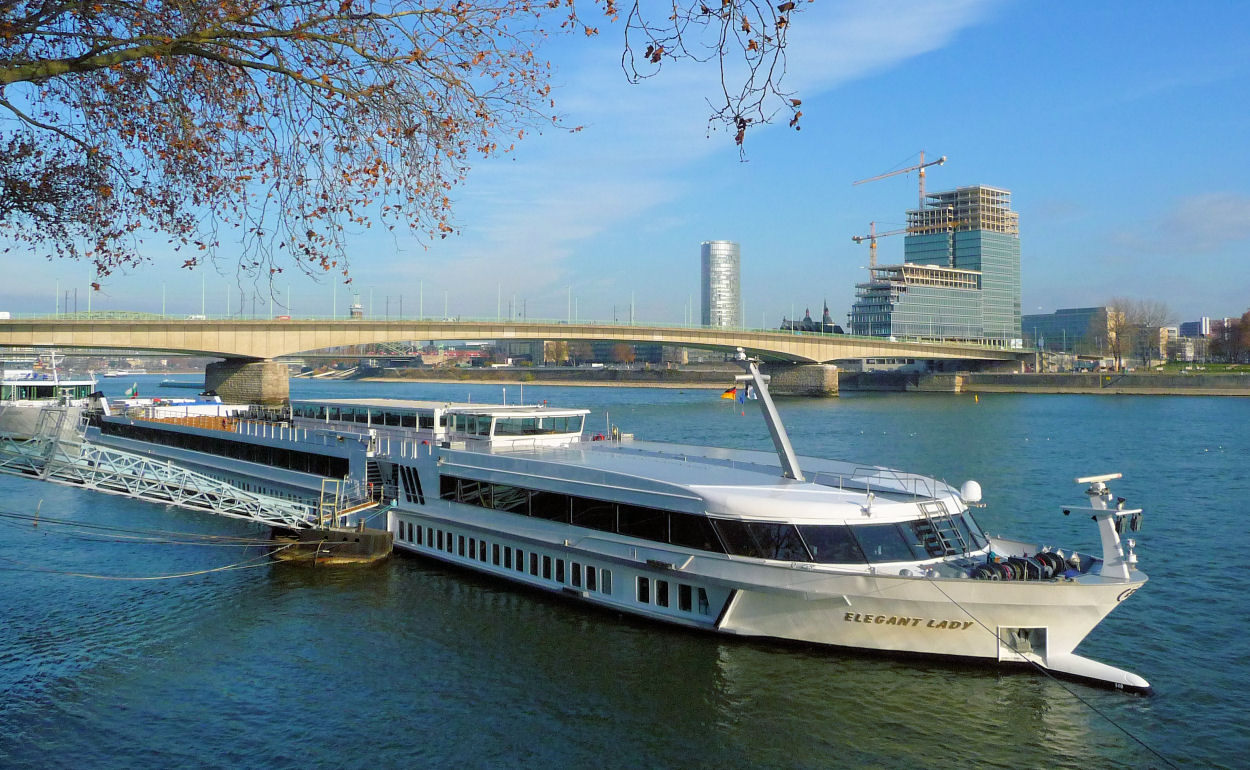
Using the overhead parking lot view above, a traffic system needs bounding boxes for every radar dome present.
[960,480,983,503]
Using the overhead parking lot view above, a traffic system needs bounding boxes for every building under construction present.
[850,185,1022,345]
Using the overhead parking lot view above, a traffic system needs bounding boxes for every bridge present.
[0,317,1032,401]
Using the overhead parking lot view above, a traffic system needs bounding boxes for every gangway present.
[0,407,369,530]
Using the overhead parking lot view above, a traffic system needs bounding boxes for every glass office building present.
[1021,307,1109,352]
[849,264,983,338]
[850,185,1021,345]
[700,240,741,328]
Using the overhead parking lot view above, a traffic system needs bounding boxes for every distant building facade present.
[781,302,844,334]
[1179,318,1212,338]
[700,240,741,328]
[849,185,1022,345]
[1021,307,1109,353]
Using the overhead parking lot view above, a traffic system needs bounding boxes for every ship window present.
[384,411,400,427]
[571,562,582,588]
[327,407,340,421]
[571,498,615,531]
[542,555,552,579]
[416,525,423,546]
[401,414,416,428]
[479,542,487,563]
[586,566,598,592]
[530,491,571,523]
[798,525,867,564]
[555,559,565,583]
[490,484,529,514]
[446,532,454,554]
[637,576,650,603]
[618,505,668,542]
[419,414,435,430]
[747,523,809,561]
[602,570,613,595]
[514,549,524,572]
[697,588,710,615]
[678,584,692,612]
[469,538,476,560]
[954,514,988,551]
[656,580,669,608]
[670,514,724,553]
[713,520,764,559]
[504,547,512,569]
[530,552,539,575]
[492,544,501,565]
[852,523,923,562]
[458,535,465,557]
[426,527,433,546]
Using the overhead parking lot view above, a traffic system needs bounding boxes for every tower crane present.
[853,151,947,207]
[850,221,909,269]
[852,212,964,268]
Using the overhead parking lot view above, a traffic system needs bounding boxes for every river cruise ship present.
[0,357,97,441]
[0,353,1151,692]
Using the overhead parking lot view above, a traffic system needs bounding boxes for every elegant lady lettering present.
[842,612,974,630]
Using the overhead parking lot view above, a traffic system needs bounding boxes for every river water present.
[1,377,1247,769]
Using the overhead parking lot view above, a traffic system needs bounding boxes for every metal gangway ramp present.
[0,406,341,530]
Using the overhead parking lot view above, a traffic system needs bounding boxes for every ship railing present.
[808,467,951,501]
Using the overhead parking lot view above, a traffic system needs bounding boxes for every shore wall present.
[963,372,1250,396]
[355,367,1250,397]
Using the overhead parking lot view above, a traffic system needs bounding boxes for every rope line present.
[0,544,295,581]
[923,576,1178,769]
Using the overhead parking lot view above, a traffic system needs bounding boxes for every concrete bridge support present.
[762,363,840,397]
[205,359,289,405]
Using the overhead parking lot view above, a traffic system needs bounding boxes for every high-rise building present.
[700,241,740,328]
[849,185,1022,345]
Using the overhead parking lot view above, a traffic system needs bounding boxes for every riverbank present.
[962,372,1250,396]
[352,367,1250,396]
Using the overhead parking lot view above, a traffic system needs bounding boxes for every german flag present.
[720,386,737,400]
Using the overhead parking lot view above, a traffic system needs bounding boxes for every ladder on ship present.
[914,500,971,557]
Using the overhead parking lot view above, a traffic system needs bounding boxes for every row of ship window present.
[97,421,350,477]
[439,475,989,564]
[396,519,613,595]
[394,519,714,617]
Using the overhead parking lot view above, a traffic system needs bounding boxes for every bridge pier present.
[762,363,839,397]
[204,359,289,405]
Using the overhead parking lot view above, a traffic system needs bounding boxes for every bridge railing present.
[3,313,1031,351]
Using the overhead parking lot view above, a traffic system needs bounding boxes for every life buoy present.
[593,433,605,441]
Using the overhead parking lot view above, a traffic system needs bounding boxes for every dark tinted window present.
[530,491,570,522]
[571,498,615,531]
[670,514,724,552]
[618,505,668,542]
[714,520,764,558]
[747,523,809,561]
[852,523,924,562]
[798,525,867,564]
[491,484,529,514]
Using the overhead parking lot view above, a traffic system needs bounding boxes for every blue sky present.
[5,0,1249,325]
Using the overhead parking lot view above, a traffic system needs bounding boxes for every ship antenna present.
[734,348,804,481]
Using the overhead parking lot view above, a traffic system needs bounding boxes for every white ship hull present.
[386,501,1149,691]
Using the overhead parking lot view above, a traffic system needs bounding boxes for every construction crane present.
[851,221,909,269]
[852,213,964,268]
[853,151,947,207]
